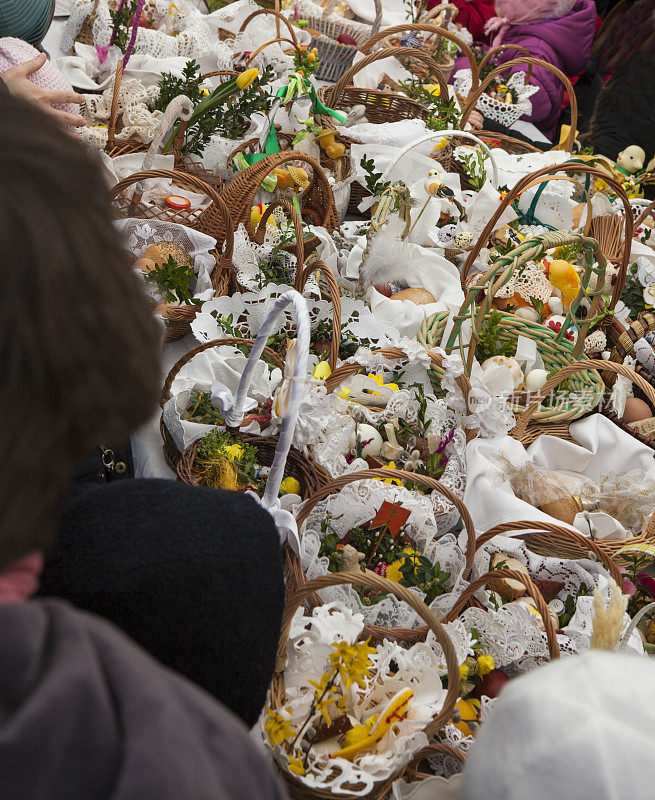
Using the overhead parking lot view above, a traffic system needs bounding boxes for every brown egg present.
[623,397,653,424]
[143,242,193,267]
[134,257,157,273]
[391,288,437,305]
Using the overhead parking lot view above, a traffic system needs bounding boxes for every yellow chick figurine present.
[547,259,580,309]
[250,203,278,232]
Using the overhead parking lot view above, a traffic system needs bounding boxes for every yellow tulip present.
[312,361,332,380]
[236,68,259,90]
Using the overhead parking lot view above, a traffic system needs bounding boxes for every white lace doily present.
[82,73,162,145]
[453,69,539,127]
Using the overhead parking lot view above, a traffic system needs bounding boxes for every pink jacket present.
[0,37,76,114]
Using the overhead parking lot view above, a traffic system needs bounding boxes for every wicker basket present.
[159,336,286,470]
[109,168,234,338]
[437,230,610,425]
[459,57,578,153]
[268,568,461,799]
[360,22,478,86]
[301,0,383,83]
[475,520,625,585]
[216,151,339,259]
[97,61,150,159]
[75,0,105,46]
[378,742,465,800]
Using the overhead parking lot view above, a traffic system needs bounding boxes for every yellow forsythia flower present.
[477,654,495,676]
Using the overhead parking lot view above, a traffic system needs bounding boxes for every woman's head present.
[0,94,161,571]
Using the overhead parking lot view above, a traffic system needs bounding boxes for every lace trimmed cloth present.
[81,73,162,145]
[453,68,540,127]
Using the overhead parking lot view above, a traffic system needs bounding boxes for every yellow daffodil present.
[312,361,332,380]
[287,753,306,776]
[379,462,403,486]
[279,476,301,496]
[236,67,259,90]
[329,639,375,690]
[224,443,244,461]
[424,83,441,96]
[385,547,421,583]
[264,706,296,745]
[477,654,495,676]
[367,373,399,392]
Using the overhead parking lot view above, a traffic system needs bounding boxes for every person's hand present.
[2,53,86,131]
[468,110,484,130]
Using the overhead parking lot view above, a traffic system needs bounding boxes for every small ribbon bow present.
[245,491,301,556]
[211,381,258,428]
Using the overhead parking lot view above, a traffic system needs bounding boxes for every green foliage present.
[156,61,274,155]
[475,310,517,362]
[195,429,265,492]
[621,552,655,618]
[397,551,450,604]
[397,78,461,130]
[109,0,143,52]
[554,241,583,263]
[144,255,197,305]
[359,156,390,197]
[185,390,225,425]
[620,262,646,318]
[454,149,487,190]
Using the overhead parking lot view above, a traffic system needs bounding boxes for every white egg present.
[437,224,457,244]
[547,296,564,315]
[524,368,549,392]
[453,231,474,249]
[348,424,383,458]
[515,307,541,323]
[481,356,524,390]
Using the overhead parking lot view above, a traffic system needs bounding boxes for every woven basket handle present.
[160,337,284,407]
[275,568,460,737]
[109,168,235,263]
[107,60,124,150]
[460,161,633,304]
[477,44,534,83]
[237,7,300,47]
[360,23,480,91]
[459,57,577,151]
[442,568,560,658]
[476,522,624,585]
[325,46,448,109]
[294,467,477,578]
[636,199,655,229]
[297,260,341,371]
[244,36,303,66]
[253,198,305,291]
[420,3,459,26]
[379,129,499,189]
[513,358,655,437]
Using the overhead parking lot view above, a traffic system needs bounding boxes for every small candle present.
[165,194,191,210]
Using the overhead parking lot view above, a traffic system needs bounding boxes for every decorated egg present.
[452,698,481,736]
[348,424,383,458]
[524,368,549,392]
[437,224,457,245]
[453,231,474,249]
[544,314,577,344]
[481,356,524,391]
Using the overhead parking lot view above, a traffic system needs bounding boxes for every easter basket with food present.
[216,151,339,259]
[292,469,476,640]
[116,216,225,340]
[159,336,285,469]
[438,229,609,425]
[110,169,235,338]
[262,570,460,799]
[293,0,383,83]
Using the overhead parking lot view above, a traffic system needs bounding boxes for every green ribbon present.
[239,73,347,167]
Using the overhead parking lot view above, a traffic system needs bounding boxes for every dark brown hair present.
[0,94,162,570]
